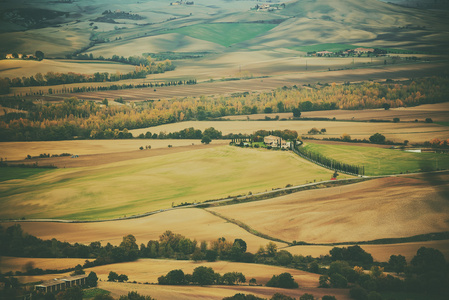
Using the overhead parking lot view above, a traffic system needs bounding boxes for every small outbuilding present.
[35,274,88,293]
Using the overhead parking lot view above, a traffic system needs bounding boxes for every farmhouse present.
[35,274,87,293]
[316,50,333,56]
[354,47,375,53]
[264,135,290,149]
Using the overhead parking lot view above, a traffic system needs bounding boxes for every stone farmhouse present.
[35,274,87,293]
[264,135,290,149]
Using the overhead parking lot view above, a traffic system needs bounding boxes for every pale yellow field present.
[130,119,449,144]
[209,173,449,244]
[2,208,286,253]
[0,256,87,273]
[0,139,226,161]
[0,59,135,79]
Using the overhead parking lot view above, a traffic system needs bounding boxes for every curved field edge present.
[0,146,337,221]
[301,142,449,176]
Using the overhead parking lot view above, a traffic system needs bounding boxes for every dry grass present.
[0,146,335,220]
[0,59,135,79]
[2,208,286,253]
[130,119,449,144]
[0,256,86,273]
[0,139,225,161]
[209,173,449,244]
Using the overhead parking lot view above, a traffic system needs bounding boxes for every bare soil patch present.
[209,173,449,244]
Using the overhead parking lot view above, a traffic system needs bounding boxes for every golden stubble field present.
[2,208,285,253]
[208,173,449,244]
[130,119,449,144]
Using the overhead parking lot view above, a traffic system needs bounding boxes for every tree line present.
[1,225,448,299]
[293,144,365,176]
[0,59,175,94]
[1,76,449,141]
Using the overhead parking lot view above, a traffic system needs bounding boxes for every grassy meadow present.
[302,142,449,175]
[164,23,278,47]
[0,146,335,220]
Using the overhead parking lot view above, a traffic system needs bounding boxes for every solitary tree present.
[382,103,391,110]
[369,133,386,144]
[201,136,211,144]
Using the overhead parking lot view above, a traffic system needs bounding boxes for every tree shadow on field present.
[417,160,449,203]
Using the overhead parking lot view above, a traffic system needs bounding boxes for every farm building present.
[35,274,87,293]
[354,47,375,53]
[264,135,290,149]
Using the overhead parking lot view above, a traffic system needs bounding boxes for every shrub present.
[350,286,368,300]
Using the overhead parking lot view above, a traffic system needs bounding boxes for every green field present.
[83,288,110,299]
[164,23,278,47]
[0,146,336,220]
[302,142,449,176]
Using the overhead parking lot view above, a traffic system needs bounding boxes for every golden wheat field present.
[208,173,449,244]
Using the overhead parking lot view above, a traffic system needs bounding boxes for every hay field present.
[0,256,87,273]
[130,119,449,144]
[2,208,286,252]
[209,173,449,244]
[0,146,334,220]
[226,103,449,123]
[0,139,225,161]
[302,142,449,175]
[0,59,135,79]
[99,281,350,300]
[285,240,449,262]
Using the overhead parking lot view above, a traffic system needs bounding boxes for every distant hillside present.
[380,0,449,9]
[239,0,449,52]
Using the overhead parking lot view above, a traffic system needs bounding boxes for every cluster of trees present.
[158,267,246,286]
[1,76,449,141]
[0,224,140,267]
[317,245,449,299]
[137,127,223,140]
[108,271,129,282]
[224,293,336,300]
[266,272,298,289]
[294,144,365,175]
[423,138,449,149]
